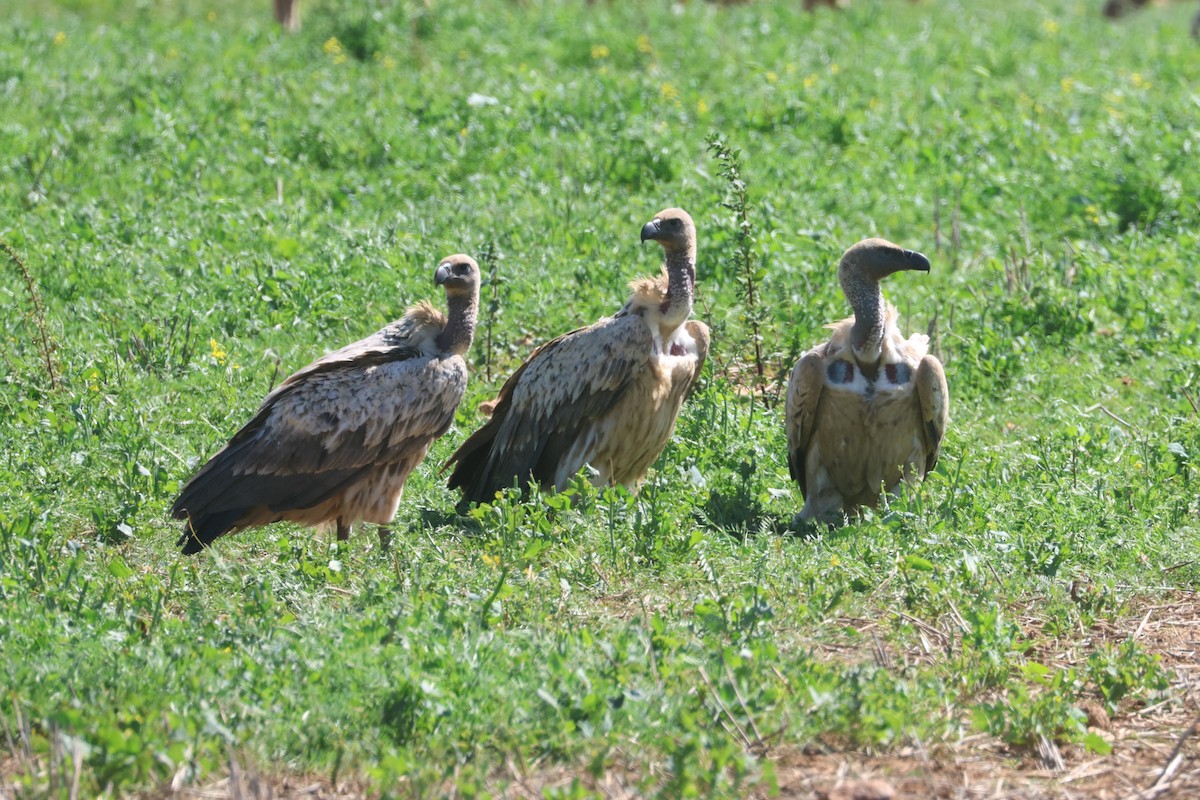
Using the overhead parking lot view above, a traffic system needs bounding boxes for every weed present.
[707,135,770,402]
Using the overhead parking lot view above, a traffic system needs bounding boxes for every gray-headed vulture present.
[172,254,480,554]
[786,238,948,525]
[445,208,709,505]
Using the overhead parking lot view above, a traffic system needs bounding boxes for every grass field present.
[2,0,1199,796]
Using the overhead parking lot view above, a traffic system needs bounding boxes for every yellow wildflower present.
[803,74,818,89]
[1130,72,1149,89]
[209,338,227,366]
[482,553,501,568]
[636,34,653,54]
[1042,19,1060,35]
[53,31,67,46]
[323,37,342,56]
[696,98,709,115]
[829,62,840,75]
[660,82,679,102]
[1060,76,1074,93]
[383,55,396,69]
[591,44,610,60]
[766,71,779,83]
[206,10,217,23]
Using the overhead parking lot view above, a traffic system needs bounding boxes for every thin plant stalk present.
[1,239,60,391]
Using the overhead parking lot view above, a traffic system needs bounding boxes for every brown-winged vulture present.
[172,254,480,553]
[445,209,709,505]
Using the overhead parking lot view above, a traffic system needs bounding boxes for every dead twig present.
[0,239,61,391]
[1134,609,1154,641]
[697,665,756,751]
[1085,403,1138,432]
[1182,387,1199,418]
[1152,711,1200,789]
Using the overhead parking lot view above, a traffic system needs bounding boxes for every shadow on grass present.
[417,507,486,535]
[698,488,791,540]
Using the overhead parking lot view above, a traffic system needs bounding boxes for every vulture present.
[172,254,480,554]
[786,238,948,526]
[445,208,710,505]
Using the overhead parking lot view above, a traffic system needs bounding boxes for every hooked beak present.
[903,249,931,272]
[434,262,454,285]
[640,218,662,242]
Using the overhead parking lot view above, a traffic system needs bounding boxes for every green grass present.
[2,0,1199,795]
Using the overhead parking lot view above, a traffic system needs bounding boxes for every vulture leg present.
[336,517,351,542]
[378,526,392,552]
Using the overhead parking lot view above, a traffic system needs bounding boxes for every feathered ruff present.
[403,300,447,330]
[820,305,929,361]
[624,271,669,310]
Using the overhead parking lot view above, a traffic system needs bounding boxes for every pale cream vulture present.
[445,208,709,505]
[786,238,948,525]
[172,254,480,553]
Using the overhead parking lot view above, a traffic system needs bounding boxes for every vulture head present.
[838,238,929,292]
[640,208,696,258]
[434,254,481,297]
[640,208,697,329]
[434,254,481,355]
[838,238,930,365]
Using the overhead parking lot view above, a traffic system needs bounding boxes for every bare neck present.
[843,273,885,365]
[662,247,696,331]
[437,292,478,355]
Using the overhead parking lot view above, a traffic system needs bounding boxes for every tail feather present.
[444,421,501,503]
[171,436,261,520]
[176,508,249,555]
[171,434,370,554]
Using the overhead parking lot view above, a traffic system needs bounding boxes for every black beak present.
[903,250,931,272]
[434,263,454,285]
[640,219,661,242]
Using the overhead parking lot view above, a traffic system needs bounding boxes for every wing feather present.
[445,314,653,503]
[785,348,827,497]
[915,355,949,475]
[172,345,466,529]
[681,320,711,398]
